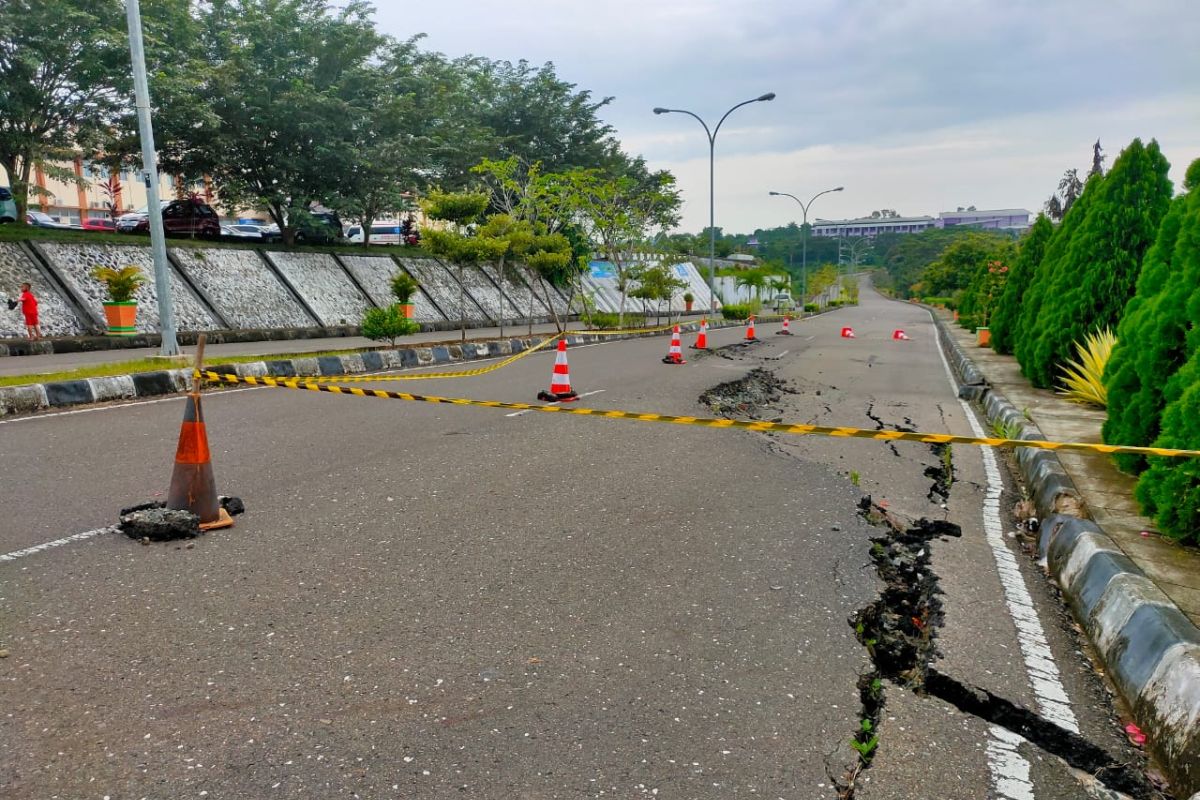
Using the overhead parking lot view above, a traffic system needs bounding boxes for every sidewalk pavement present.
[0,321,574,379]
[940,311,1200,627]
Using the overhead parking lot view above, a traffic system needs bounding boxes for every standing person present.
[19,282,40,340]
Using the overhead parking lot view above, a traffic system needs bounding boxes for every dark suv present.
[132,198,221,239]
[293,211,344,244]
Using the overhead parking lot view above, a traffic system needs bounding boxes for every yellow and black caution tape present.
[200,371,1200,460]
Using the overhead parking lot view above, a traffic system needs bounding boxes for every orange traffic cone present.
[538,339,578,402]
[689,319,709,350]
[841,327,855,338]
[745,315,758,342]
[166,392,233,530]
[662,325,686,364]
[778,315,793,336]
[892,329,909,340]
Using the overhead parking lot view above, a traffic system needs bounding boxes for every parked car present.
[224,223,267,240]
[116,202,166,233]
[27,210,75,229]
[127,198,221,239]
[81,217,116,232]
[0,186,17,223]
[293,211,344,244]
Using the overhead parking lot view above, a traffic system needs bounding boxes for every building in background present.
[812,208,1030,238]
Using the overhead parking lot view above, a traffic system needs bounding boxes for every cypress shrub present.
[1014,175,1101,379]
[1134,159,1200,542]
[1101,191,1190,472]
[1021,139,1173,388]
[989,214,1052,355]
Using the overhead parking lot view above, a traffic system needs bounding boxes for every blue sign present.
[673,264,690,279]
[589,261,615,279]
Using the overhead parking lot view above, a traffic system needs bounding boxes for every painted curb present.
[930,312,1200,796]
[0,319,756,419]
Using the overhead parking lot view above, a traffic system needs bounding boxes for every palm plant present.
[1058,328,1116,407]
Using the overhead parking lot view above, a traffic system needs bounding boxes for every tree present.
[915,232,1011,300]
[989,214,1052,355]
[568,168,681,327]
[0,0,129,220]
[1104,159,1200,474]
[158,0,388,245]
[1015,174,1101,376]
[475,213,535,337]
[954,239,1017,329]
[629,263,684,325]
[1020,139,1173,389]
[1045,168,1084,221]
[1090,139,1106,177]
[735,268,768,301]
[421,189,505,342]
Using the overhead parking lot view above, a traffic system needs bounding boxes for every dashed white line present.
[0,526,117,563]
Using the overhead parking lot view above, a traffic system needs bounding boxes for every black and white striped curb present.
[0,320,757,419]
[931,313,1200,798]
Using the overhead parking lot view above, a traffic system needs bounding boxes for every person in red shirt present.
[19,282,41,340]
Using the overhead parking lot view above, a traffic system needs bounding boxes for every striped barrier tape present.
[199,371,1200,459]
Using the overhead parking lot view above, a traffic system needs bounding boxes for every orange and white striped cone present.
[689,319,709,350]
[892,329,909,341]
[662,325,686,364]
[841,326,855,339]
[166,392,233,530]
[538,339,578,402]
[778,315,793,336]
[745,315,758,342]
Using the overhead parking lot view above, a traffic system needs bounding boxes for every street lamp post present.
[653,93,776,314]
[768,187,843,304]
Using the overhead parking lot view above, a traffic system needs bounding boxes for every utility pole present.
[125,0,179,356]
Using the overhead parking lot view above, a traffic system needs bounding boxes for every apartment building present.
[811,208,1031,238]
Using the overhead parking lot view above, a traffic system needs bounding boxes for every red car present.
[131,198,221,239]
[81,218,116,232]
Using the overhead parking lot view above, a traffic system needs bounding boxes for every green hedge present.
[921,296,956,309]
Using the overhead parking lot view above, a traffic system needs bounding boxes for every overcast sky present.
[372,0,1200,235]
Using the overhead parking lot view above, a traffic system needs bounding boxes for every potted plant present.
[683,291,694,312]
[90,264,145,336]
[390,271,420,319]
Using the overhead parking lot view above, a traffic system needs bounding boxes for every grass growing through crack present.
[849,470,861,487]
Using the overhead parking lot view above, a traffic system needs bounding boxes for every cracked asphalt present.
[0,280,1149,799]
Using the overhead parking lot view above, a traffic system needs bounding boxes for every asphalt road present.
[0,282,1145,799]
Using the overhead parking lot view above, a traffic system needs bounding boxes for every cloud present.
[370,0,1200,232]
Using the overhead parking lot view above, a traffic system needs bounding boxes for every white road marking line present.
[0,526,117,563]
[505,389,606,417]
[929,310,1080,798]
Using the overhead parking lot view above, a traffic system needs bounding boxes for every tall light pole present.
[768,187,843,303]
[653,93,776,314]
[125,0,179,356]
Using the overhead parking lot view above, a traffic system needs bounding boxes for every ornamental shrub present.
[1132,159,1200,542]
[1014,176,1100,378]
[989,215,1052,355]
[1101,192,1190,472]
[1020,139,1173,388]
[361,305,419,346]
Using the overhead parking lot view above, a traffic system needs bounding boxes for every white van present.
[347,223,402,245]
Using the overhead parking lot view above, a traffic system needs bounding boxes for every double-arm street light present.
[653,93,776,314]
[768,187,843,302]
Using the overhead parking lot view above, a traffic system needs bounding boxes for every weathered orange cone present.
[166,392,233,530]
[841,327,855,338]
[538,339,578,402]
[892,329,909,340]
[778,315,793,336]
[689,319,709,350]
[745,315,758,341]
[662,325,686,364]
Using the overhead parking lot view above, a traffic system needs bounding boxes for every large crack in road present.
[697,363,1164,800]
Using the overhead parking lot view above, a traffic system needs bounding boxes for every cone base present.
[661,355,687,364]
[688,345,710,351]
[199,507,235,531]
[538,390,579,402]
[777,331,793,336]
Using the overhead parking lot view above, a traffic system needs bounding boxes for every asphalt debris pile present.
[699,367,793,418]
[117,497,245,542]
